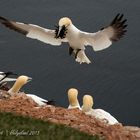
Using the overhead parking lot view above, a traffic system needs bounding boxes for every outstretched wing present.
[0,16,67,46]
[80,14,127,51]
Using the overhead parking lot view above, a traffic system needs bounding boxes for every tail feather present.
[76,50,91,64]
[47,100,55,105]
[43,100,55,105]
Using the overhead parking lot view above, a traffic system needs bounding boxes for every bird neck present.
[82,105,92,112]
[67,24,79,33]
[8,82,22,94]
[69,98,80,107]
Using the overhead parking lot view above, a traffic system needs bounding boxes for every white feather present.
[68,104,81,110]
[85,108,118,125]
[75,50,91,64]
[6,20,67,46]
[80,28,113,51]
[26,94,48,106]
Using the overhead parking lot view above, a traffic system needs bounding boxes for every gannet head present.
[59,17,72,27]
[8,75,32,95]
[67,88,80,109]
[55,17,72,39]
[82,95,93,112]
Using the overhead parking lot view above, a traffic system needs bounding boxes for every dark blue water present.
[0,0,140,126]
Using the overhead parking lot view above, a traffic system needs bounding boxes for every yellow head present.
[8,75,32,94]
[59,17,72,27]
[82,95,94,112]
[68,88,79,107]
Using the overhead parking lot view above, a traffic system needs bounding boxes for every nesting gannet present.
[0,14,127,64]
[8,75,53,106]
[0,71,17,87]
[67,88,81,109]
[82,95,118,125]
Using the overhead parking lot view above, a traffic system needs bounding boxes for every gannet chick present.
[0,14,127,64]
[0,71,17,87]
[8,75,32,95]
[82,95,118,125]
[67,88,81,109]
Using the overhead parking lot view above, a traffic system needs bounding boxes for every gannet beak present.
[56,26,63,38]
[27,77,32,82]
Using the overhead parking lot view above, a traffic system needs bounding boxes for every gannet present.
[8,75,53,106]
[0,14,127,64]
[82,95,118,125]
[67,88,81,109]
[0,71,17,87]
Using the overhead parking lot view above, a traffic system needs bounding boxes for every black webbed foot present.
[75,49,81,59]
[69,47,74,56]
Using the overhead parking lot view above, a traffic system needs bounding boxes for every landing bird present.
[67,88,81,109]
[0,14,127,64]
[82,95,118,125]
[8,75,53,106]
[0,71,17,87]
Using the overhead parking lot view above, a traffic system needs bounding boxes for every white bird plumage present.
[0,14,127,64]
[82,95,118,125]
[26,94,49,106]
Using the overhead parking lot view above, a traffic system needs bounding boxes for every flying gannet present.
[67,88,81,109]
[82,95,118,125]
[8,75,53,106]
[0,14,127,64]
[0,71,17,87]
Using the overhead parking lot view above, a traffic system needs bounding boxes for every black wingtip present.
[0,16,9,23]
[110,13,120,25]
[0,16,28,35]
[110,13,126,25]
[4,71,18,76]
[0,16,6,20]
[47,100,55,105]
[110,13,128,41]
[118,14,124,21]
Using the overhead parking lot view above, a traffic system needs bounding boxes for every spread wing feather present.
[0,16,67,46]
[81,14,127,51]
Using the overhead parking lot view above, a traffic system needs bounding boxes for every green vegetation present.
[0,112,100,140]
